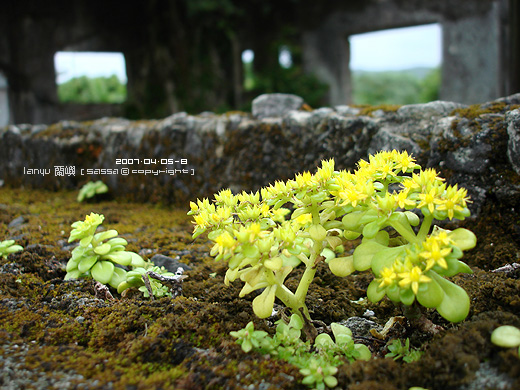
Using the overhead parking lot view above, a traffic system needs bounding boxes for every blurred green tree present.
[352,67,440,105]
[58,75,126,104]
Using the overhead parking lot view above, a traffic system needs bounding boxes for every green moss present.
[354,104,401,117]
[0,186,519,389]
[449,101,520,120]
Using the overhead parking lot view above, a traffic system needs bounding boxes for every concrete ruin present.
[0,0,518,124]
[2,93,520,218]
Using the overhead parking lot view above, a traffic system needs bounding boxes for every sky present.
[54,51,127,84]
[54,23,442,84]
[349,23,442,71]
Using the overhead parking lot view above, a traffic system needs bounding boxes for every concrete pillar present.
[0,72,9,126]
[441,3,501,104]
[302,28,352,106]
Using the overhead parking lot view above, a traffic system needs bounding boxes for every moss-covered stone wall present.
[2,93,520,215]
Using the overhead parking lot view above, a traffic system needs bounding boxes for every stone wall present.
[2,93,520,216]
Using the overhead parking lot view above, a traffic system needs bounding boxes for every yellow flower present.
[271,208,290,223]
[420,232,453,270]
[437,185,470,219]
[216,231,235,248]
[293,213,313,227]
[420,240,451,270]
[315,159,335,182]
[417,187,443,214]
[376,162,394,180]
[398,266,431,295]
[211,231,236,257]
[395,190,415,209]
[335,174,374,207]
[437,199,464,220]
[376,194,397,213]
[294,171,314,188]
[395,152,419,173]
[379,267,397,288]
[401,178,419,192]
[214,189,237,207]
[194,214,209,228]
[69,212,104,243]
[412,168,444,190]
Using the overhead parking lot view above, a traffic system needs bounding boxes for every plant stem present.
[417,215,433,241]
[275,284,311,320]
[389,220,418,245]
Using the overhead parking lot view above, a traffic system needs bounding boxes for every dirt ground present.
[0,187,519,390]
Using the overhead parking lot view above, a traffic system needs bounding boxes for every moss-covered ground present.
[0,187,519,389]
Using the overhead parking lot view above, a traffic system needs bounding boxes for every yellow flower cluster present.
[331,150,421,210]
[376,229,455,295]
[189,150,476,323]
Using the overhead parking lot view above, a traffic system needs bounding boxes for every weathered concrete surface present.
[2,93,520,215]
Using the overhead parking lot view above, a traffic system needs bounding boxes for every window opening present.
[54,51,127,104]
[349,24,441,105]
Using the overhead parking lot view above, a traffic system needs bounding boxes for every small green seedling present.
[117,264,178,298]
[491,325,520,355]
[65,213,183,298]
[65,212,146,288]
[231,315,370,389]
[77,180,109,202]
[385,338,423,363]
[0,240,23,259]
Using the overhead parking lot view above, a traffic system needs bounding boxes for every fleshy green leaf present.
[94,243,112,255]
[91,260,115,285]
[491,325,520,348]
[354,343,371,361]
[94,230,119,243]
[367,279,386,302]
[371,246,405,276]
[353,240,388,271]
[331,322,352,339]
[324,376,338,388]
[65,256,81,272]
[404,211,420,226]
[363,220,382,239]
[107,237,128,247]
[129,252,146,267]
[243,244,260,259]
[117,280,132,294]
[399,287,415,306]
[315,333,334,348]
[309,224,327,242]
[342,211,364,230]
[104,251,132,266]
[79,236,93,247]
[416,276,444,308]
[78,255,99,273]
[109,267,128,288]
[430,271,470,323]
[328,256,355,277]
[449,228,477,251]
[252,285,276,319]
[65,269,82,280]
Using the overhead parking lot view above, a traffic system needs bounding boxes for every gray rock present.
[252,93,303,119]
[335,105,362,116]
[397,100,467,120]
[8,216,25,229]
[338,316,382,338]
[506,109,520,175]
[368,127,422,157]
[459,361,514,390]
[150,254,191,272]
